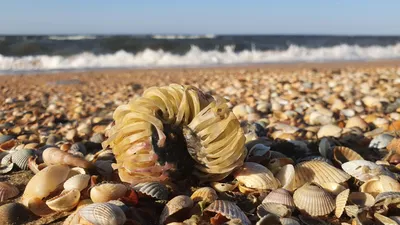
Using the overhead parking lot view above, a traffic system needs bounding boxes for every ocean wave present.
[48,35,97,41]
[151,34,216,39]
[1,44,400,72]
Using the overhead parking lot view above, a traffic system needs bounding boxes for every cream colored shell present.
[234,162,280,191]
[293,183,335,217]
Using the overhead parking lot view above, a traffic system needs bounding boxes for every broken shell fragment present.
[159,195,194,225]
[45,189,80,212]
[359,175,400,197]
[90,183,128,203]
[63,174,90,191]
[79,202,127,225]
[43,147,93,169]
[205,200,251,225]
[0,182,19,202]
[190,187,218,203]
[335,189,350,218]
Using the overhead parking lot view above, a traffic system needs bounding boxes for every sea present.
[1,34,400,74]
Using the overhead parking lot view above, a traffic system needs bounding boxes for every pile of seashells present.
[0,67,400,225]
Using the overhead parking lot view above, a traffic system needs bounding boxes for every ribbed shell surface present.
[335,188,350,218]
[205,200,251,225]
[11,149,34,170]
[262,188,295,207]
[293,183,335,217]
[133,182,168,200]
[79,203,126,225]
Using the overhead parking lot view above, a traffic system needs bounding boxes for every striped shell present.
[205,200,251,225]
[294,161,350,189]
[103,84,247,184]
[79,203,126,225]
[262,188,295,207]
[320,182,347,196]
[374,192,400,207]
[335,189,350,218]
[332,146,363,165]
[374,213,398,225]
[190,187,218,203]
[341,160,384,182]
[0,163,14,174]
[45,189,80,212]
[133,182,168,200]
[0,152,12,165]
[293,183,335,217]
[63,174,90,191]
[90,183,128,203]
[359,175,400,197]
[275,164,295,191]
[159,195,193,225]
[11,149,34,170]
[348,192,375,207]
[257,202,292,218]
[234,162,280,192]
[0,182,19,202]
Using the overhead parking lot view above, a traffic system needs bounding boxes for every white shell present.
[159,195,193,225]
[11,149,34,170]
[63,174,90,191]
[275,164,295,191]
[341,160,384,182]
[234,162,280,191]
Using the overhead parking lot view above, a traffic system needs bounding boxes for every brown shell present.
[0,182,19,202]
[332,146,363,165]
[159,195,193,225]
[205,200,251,225]
[293,183,335,217]
[348,192,375,207]
[190,187,218,203]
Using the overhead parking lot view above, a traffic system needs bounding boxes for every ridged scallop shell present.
[11,149,34,170]
[344,205,360,218]
[191,187,218,203]
[335,189,350,218]
[257,202,292,218]
[341,160,384,182]
[275,164,295,191]
[90,183,128,203]
[159,195,193,225]
[262,188,295,207]
[348,192,375,207]
[234,162,280,192]
[0,152,12,165]
[294,161,350,189]
[79,202,126,225]
[133,182,168,200]
[374,192,400,207]
[45,189,80,212]
[63,174,90,191]
[205,200,251,225]
[320,182,347,196]
[374,213,398,225]
[0,182,19,202]
[293,183,335,217]
[360,175,400,197]
[333,146,363,165]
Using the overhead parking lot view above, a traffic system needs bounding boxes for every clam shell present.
[341,160,383,182]
[45,189,80,212]
[360,175,400,197]
[159,195,193,225]
[374,191,400,207]
[369,133,394,149]
[275,164,295,191]
[262,188,294,207]
[0,182,19,202]
[257,202,292,218]
[11,149,35,170]
[320,182,347,196]
[294,161,350,189]
[280,218,301,225]
[133,182,168,200]
[190,187,218,203]
[0,203,34,225]
[293,183,335,217]
[210,181,238,192]
[333,146,363,165]
[63,174,90,191]
[335,189,350,218]
[234,162,280,192]
[205,200,251,225]
[90,183,128,203]
[63,211,80,225]
[317,124,342,138]
[79,202,126,225]
[348,192,375,207]
[374,213,398,225]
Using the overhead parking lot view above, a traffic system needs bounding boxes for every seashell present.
[205,200,251,225]
[63,174,90,191]
[257,202,292,218]
[159,195,194,225]
[90,183,128,203]
[318,137,339,159]
[390,216,400,224]
[256,214,281,225]
[133,181,168,200]
[1,152,13,165]
[69,167,87,176]
[0,163,14,174]
[275,164,295,191]
[387,138,400,154]
[317,124,342,138]
[294,161,350,189]
[210,181,238,192]
[344,205,360,218]
[374,191,400,207]
[362,96,381,108]
[234,162,280,193]
[335,189,350,218]
[345,116,369,131]
[341,160,384,182]
[77,199,94,210]
[296,155,333,165]
[45,189,80,212]
[90,133,105,143]
[0,135,14,144]
[280,217,301,225]
[293,183,335,217]
[69,142,87,155]
[0,182,19,202]
[374,213,397,225]
[333,146,363,165]
[267,157,294,174]
[309,111,333,125]
[63,211,80,225]
[0,203,34,225]
[262,188,295,207]
[360,175,400,197]
[11,149,35,170]
[348,192,375,207]
[246,143,270,161]
[191,187,218,203]
[43,147,93,169]
[320,182,347,196]
[79,202,127,225]
[94,160,114,180]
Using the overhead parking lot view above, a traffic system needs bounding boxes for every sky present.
[1,0,400,35]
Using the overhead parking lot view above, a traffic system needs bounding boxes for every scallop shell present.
[275,164,295,191]
[341,160,384,182]
[45,189,80,212]
[0,182,19,202]
[234,162,280,192]
[205,200,251,225]
[387,138,400,154]
[369,133,394,149]
[11,149,35,170]
[374,192,400,207]
[256,214,281,225]
[257,202,292,218]
[360,175,400,197]
[374,213,398,225]
[294,161,350,189]
[63,174,90,191]
[333,146,363,165]
[320,182,347,196]
[0,163,14,174]
[159,195,193,225]
[79,202,127,225]
[0,152,12,165]
[293,183,335,217]
[344,205,360,218]
[90,183,128,203]
[262,188,295,207]
[191,187,218,203]
[348,192,375,207]
[335,189,350,218]
[133,182,168,200]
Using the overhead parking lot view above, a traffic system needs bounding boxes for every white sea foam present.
[1,44,400,73]
[48,35,97,41]
[151,34,216,39]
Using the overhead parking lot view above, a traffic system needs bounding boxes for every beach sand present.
[1,60,400,224]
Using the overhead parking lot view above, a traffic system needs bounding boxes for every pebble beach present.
[1,60,400,225]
